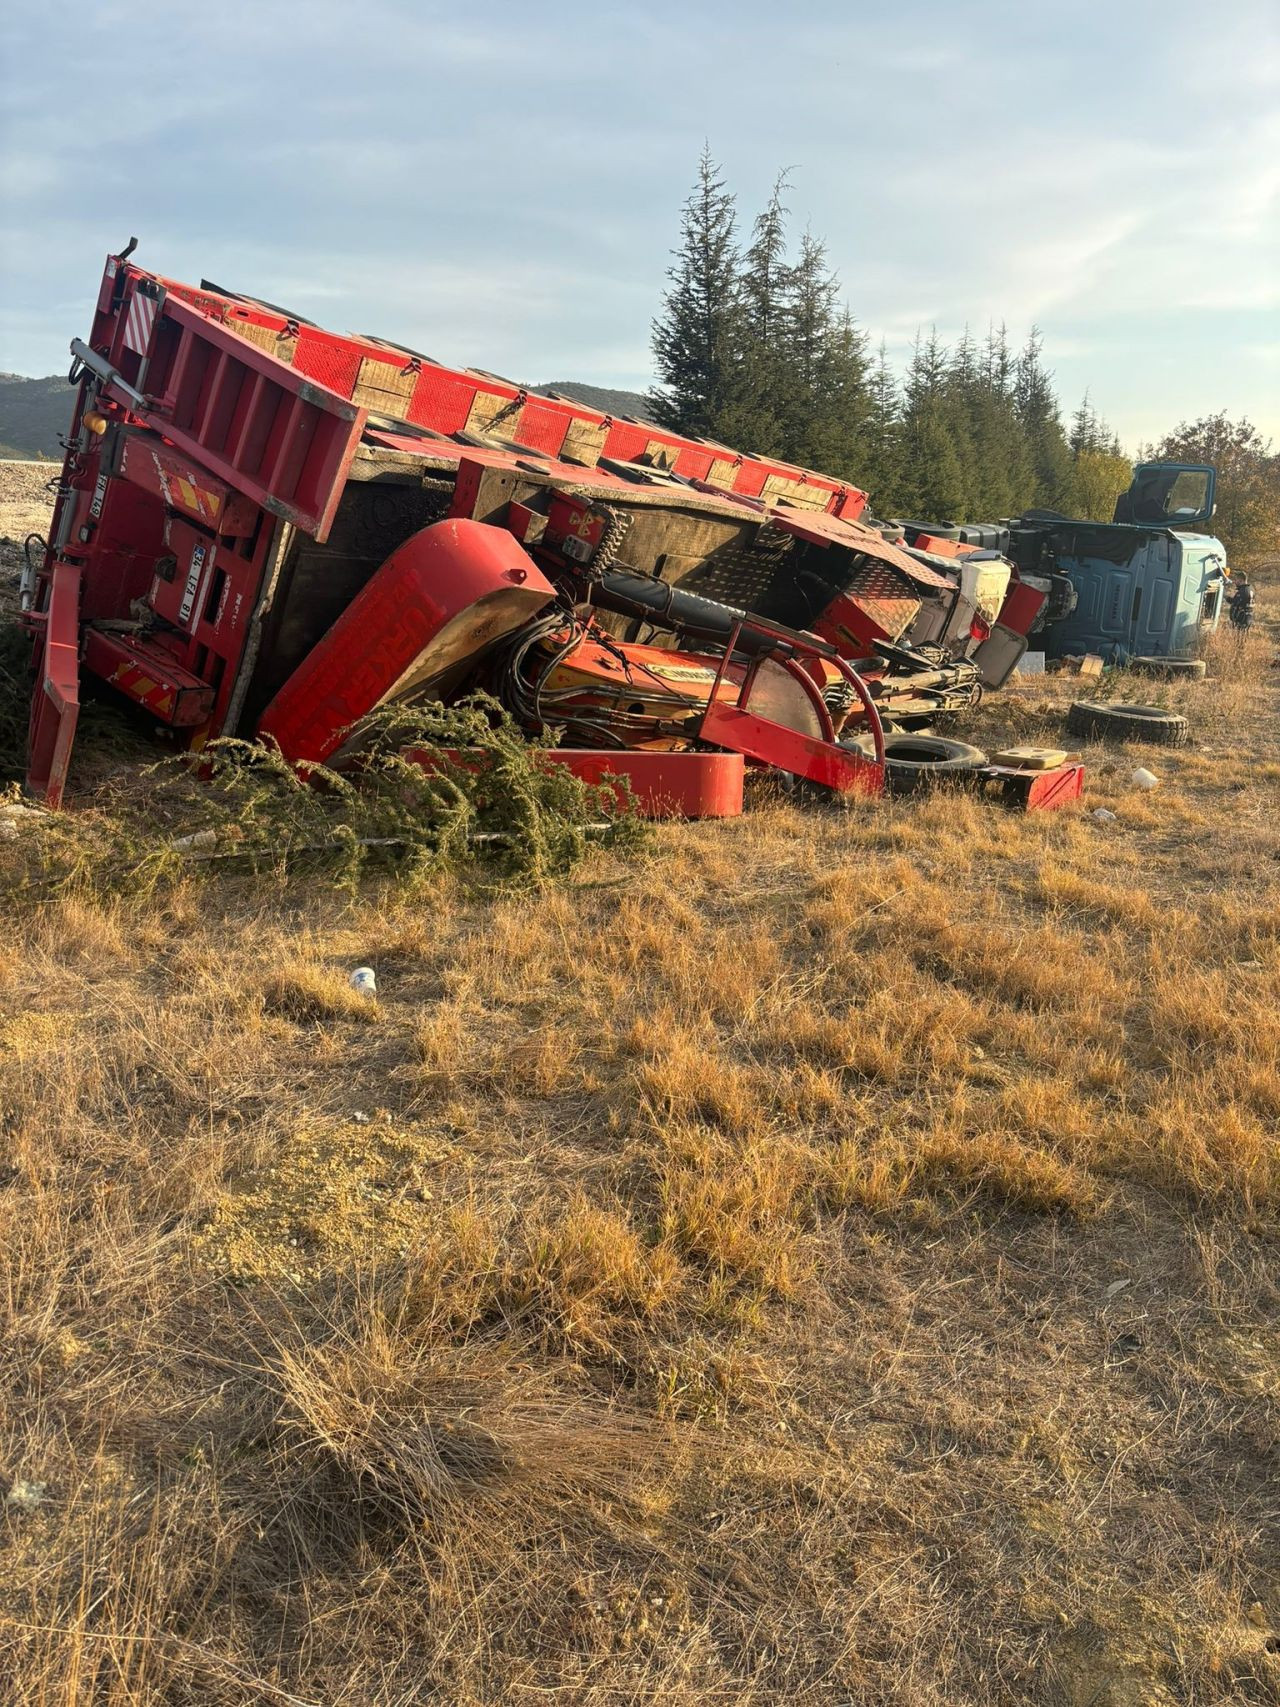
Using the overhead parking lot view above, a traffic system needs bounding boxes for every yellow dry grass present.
[1,476,1277,1705]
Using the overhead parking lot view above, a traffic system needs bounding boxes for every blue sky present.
[2,0,1277,449]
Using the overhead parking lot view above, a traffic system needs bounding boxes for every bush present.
[0,694,642,903]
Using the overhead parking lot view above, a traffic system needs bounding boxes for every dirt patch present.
[193,1113,464,1282]
[0,460,55,552]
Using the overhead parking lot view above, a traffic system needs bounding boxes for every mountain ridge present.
[0,375,70,460]
[530,380,652,420]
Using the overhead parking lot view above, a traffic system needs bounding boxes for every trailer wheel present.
[844,732,989,792]
[1065,701,1189,746]
[1129,656,1207,680]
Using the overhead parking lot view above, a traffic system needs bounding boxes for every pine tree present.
[986,324,1031,510]
[952,323,1030,519]
[1014,328,1075,512]
[860,339,902,514]
[740,175,792,350]
[942,328,981,517]
[716,172,792,453]
[778,233,870,478]
[647,148,744,438]
[897,330,967,521]
[811,305,872,481]
[982,321,1016,398]
[785,233,837,408]
[1069,391,1100,456]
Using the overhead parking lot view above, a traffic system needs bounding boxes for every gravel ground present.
[0,461,57,619]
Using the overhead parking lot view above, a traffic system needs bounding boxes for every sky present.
[1,0,1277,450]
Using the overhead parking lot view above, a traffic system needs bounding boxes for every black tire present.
[1130,655,1207,680]
[843,732,989,793]
[1066,701,1189,746]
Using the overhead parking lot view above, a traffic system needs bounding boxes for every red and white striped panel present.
[122,286,161,356]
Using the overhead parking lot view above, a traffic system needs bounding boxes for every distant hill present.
[0,375,72,460]
[531,381,653,421]
[0,372,657,460]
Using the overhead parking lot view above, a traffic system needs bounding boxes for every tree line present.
[648,151,1278,562]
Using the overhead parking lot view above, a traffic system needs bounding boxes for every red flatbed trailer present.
[20,249,1060,812]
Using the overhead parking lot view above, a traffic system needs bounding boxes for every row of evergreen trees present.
[648,152,1132,525]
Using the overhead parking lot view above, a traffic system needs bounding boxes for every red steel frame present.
[538,750,746,818]
[698,618,885,796]
[26,563,82,809]
[144,265,870,521]
[26,256,371,804]
[24,253,898,806]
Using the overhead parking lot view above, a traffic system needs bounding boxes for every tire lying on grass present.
[1129,655,1207,681]
[1065,701,1189,746]
[843,732,989,793]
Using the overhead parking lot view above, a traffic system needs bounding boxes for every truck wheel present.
[844,733,989,792]
[1129,656,1207,680]
[1065,701,1189,746]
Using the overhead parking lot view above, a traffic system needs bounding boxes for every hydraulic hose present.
[593,570,778,655]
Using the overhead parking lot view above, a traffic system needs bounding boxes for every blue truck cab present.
[1027,464,1228,661]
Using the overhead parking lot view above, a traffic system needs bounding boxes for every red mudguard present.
[257,519,555,765]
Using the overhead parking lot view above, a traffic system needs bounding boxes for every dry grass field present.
[1,465,1277,1706]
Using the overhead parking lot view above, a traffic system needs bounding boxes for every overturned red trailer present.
[19,248,1060,813]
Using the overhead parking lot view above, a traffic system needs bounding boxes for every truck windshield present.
[1164,469,1211,518]
[1114,463,1215,527]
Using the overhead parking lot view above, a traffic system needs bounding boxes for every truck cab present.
[1047,527,1226,660]
[1007,462,1227,662]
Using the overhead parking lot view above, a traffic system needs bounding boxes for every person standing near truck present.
[1228,574,1256,632]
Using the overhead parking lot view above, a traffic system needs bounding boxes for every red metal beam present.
[534,748,744,818]
[82,630,217,727]
[404,747,745,820]
[698,702,883,796]
[25,561,83,808]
